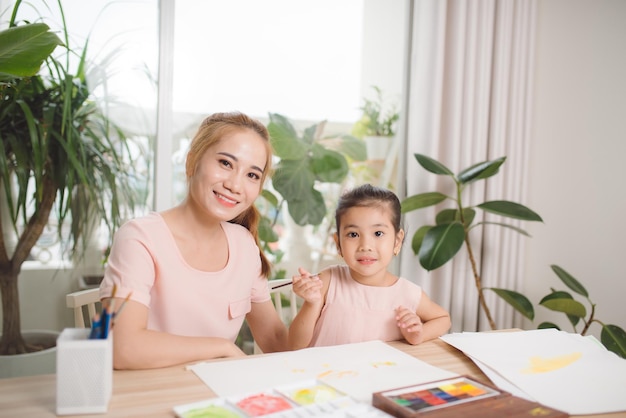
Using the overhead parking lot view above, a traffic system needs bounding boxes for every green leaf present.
[401,192,447,213]
[472,221,531,237]
[310,145,349,183]
[435,209,457,225]
[287,190,326,226]
[488,288,534,320]
[418,223,465,271]
[410,225,431,255]
[258,216,278,243]
[334,134,367,162]
[272,159,316,202]
[477,200,543,222]
[436,208,475,227]
[413,154,454,176]
[539,290,580,327]
[457,157,506,184]
[540,298,586,318]
[267,113,308,160]
[538,322,560,330]
[601,324,626,359]
[260,189,279,208]
[0,23,63,79]
[302,122,319,145]
[539,290,572,304]
[550,265,589,297]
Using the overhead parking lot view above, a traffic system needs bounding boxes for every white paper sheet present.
[440,329,626,415]
[188,340,458,403]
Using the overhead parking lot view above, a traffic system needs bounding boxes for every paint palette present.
[275,379,346,406]
[372,376,503,416]
[174,380,393,417]
[173,397,246,418]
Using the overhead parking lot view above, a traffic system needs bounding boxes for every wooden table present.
[1,338,624,417]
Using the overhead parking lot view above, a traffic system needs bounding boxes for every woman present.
[99,112,289,369]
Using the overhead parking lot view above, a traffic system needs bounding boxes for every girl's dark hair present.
[185,112,273,277]
[335,183,402,233]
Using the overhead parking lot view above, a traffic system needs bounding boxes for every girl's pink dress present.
[310,265,423,347]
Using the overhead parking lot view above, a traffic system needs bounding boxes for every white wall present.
[525,0,626,338]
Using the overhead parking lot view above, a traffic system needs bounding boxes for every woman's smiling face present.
[188,128,267,221]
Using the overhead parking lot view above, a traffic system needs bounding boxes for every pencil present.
[112,292,133,321]
[101,298,116,338]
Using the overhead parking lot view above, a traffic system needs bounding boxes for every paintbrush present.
[270,273,319,290]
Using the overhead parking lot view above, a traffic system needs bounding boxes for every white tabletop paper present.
[440,329,626,415]
[188,340,458,403]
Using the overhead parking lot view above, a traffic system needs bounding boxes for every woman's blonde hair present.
[185,112,273,277]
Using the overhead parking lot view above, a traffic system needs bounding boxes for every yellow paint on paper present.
[371,361,397,368]
[522,352,582,374]
[316,369,359,379]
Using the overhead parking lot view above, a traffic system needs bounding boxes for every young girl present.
[288,184,451,349]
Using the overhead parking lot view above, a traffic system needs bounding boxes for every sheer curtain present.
[398,0,537,331]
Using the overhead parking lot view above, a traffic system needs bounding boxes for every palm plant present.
[0,0,137,355]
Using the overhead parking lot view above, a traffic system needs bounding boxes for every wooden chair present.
[67,280,299,353]
[268,278,298,325]
[65,288,101,328]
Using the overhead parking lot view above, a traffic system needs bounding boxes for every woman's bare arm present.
[246,299,289,353]
[110,299,245,369]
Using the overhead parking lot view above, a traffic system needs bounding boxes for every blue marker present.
[89,314,102,339]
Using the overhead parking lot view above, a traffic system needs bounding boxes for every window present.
[167,0,367,205]
[4,0,408,266]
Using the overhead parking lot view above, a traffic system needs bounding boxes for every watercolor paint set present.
[173,379,393,417]
[372,376,569,417]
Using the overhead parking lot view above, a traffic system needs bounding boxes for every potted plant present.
[258,112,366,264]
[352,86,400,160]
[400,153,626,358]
[400,153,542,330]
[0,0,137,361]
[503,264,626,358]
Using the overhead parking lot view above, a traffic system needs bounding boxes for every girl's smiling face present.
[334,204,404,282]
[188,128,267,221]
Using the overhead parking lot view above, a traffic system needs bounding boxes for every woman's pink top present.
[99,212,270,342]
[310,265,423,347]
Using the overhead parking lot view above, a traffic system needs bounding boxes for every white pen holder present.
[56,328,113,415]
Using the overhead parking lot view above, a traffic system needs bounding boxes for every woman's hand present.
[395,305,424,345]
[292,267,323,306]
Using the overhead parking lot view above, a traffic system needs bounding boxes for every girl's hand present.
[292,267,323,305]
[395,305,424,345]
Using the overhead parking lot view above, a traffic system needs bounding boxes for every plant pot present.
[80,274,105,289]
[365,135,393,160]
[0,329,59,378]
